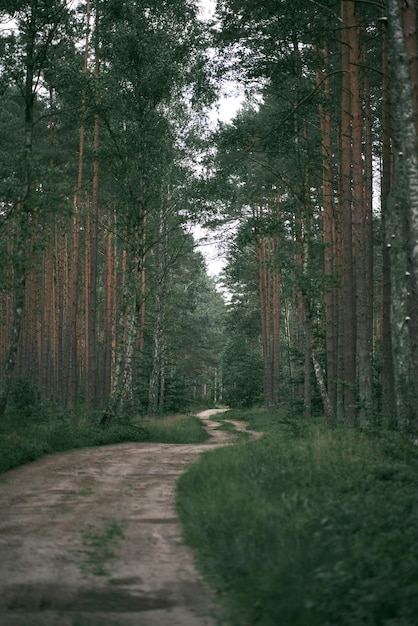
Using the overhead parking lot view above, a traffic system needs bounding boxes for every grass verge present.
[176,409,418,625]
[0,408,209,475]
[146,413,210,444]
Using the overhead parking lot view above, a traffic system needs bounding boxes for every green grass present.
[0,408,209,475]
[79,517,126,576]
[176,409,418,625]
[146,413,210,444]
[0,410,150,475]
[214,420,250,441]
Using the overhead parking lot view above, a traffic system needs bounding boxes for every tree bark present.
[386,0,418,431]
[317,41,338,421]
[381,21,396,427]
[87,16,100,408]
[340,0,357,425]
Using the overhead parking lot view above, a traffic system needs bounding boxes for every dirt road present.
[0,409,258,626]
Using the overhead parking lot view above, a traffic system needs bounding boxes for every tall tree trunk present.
[0,258,25,418]
[340,0,357,425]
[272,238,280,404]
[363,55,374,424]
[381,21,396,427]
[256,226,273,406]
[67,0,91,410]
[103,213,116,402]
[148,207,168,414]
[318,42,338,422]
[386,0,418,431]
[349,13,372,426]
[40,91,57,400]
[87,20,100,408]
[108,247,138,417]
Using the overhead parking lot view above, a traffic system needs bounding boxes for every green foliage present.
[0,409,150,475]
[177,410,418,625]
[8,375,38,418]
[146,414,210,444]
[221,286,264,408]
[222,337,263,408]
[0,405,213,475]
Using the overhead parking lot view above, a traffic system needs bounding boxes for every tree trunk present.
[103,213,116,402]
[340,0,357,425]
[363,52,375,426]
[87,29,100,408]
[381,21,396,427]
[386,0,418,432]
[108,249,138,417]
[272,239,280,404]
[317,42,338,421]
[148,207,168,414]
[349,11,372,426]
[0,272,25,418]
[312,349,334,426]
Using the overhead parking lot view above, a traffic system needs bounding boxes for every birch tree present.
[385,0,418,432]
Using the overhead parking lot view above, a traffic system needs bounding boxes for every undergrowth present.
[176,408,418,626]
[146,413,210,444]
[0,404,209,475]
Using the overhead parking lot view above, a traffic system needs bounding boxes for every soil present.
[0,409,261,626]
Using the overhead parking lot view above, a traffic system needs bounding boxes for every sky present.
[194,0,244,278]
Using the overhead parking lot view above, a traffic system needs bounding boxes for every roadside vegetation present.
[176,408,418,626]
[0,381,210,475]
[145,413,211,444]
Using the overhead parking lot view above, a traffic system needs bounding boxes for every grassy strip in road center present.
[176,408,418,626]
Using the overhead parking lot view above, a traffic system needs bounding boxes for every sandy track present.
[0,409,256,625]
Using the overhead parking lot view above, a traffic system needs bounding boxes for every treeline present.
[2,0,418,433]
[209,0,418,434]
[0,0,224,417]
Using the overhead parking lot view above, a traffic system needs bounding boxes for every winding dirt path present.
[0,409,259,625]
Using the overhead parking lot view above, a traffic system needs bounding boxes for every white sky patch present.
[197,0,215,22]
[194,224,227,277]
[194,1,245,278]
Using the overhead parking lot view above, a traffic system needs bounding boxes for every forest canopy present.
[0,0,417,435]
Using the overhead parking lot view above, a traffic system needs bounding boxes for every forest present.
[1,1,418,625]
[0,0,417,432]
[1,0,418,432]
